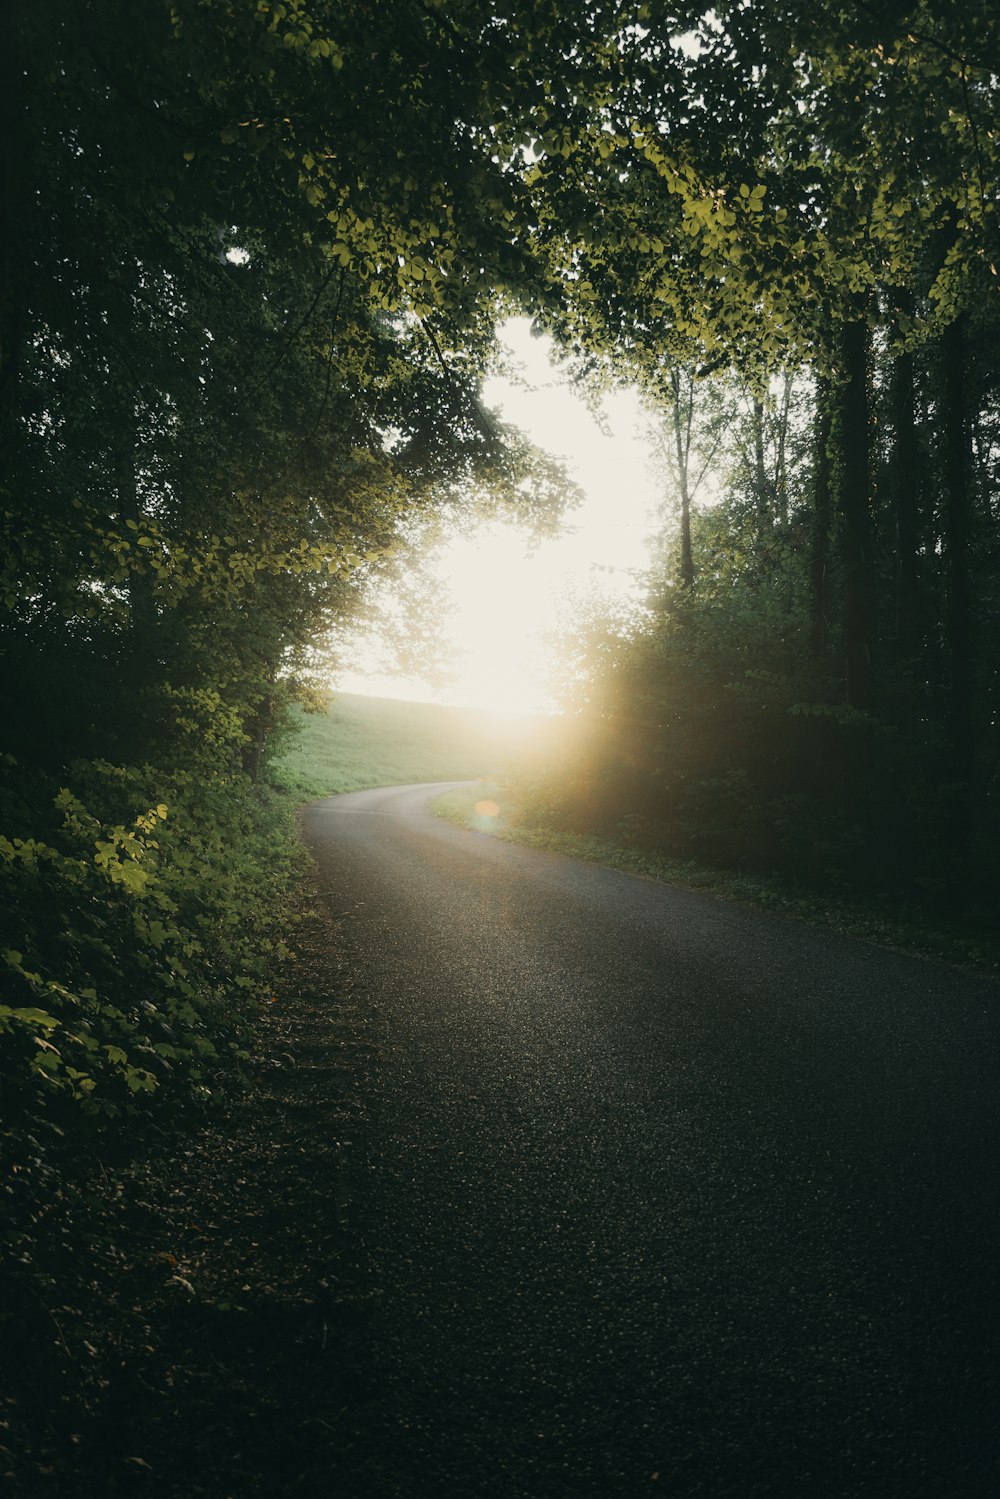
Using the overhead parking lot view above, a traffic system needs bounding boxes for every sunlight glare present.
[336,318,660,715]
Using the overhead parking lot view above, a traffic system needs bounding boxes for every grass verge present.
[433,783,1000,975]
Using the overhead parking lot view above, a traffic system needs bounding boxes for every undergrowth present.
[0,753,305,1273]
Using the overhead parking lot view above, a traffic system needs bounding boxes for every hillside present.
[273,692,553,800]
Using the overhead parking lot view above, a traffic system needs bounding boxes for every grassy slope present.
[273,692,552,800]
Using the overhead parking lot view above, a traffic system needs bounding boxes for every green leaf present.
[0,1005,60,1030]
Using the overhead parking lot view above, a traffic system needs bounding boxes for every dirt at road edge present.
[2,888,381,1498]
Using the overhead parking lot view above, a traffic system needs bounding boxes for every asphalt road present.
[303,782,1000,1499]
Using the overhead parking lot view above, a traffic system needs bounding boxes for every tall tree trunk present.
[670,370,695,589]
[942,312,973,777]
[0,2,24,412]
[115,262,157,675]
[893,293,923,737]
[752,396,771,537]
[773,373,793,528]
[893,292,917,674]
[838,310,874,711]
[242,692,274,781]
[810,375,833,659]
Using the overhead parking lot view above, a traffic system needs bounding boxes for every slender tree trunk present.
[242,692,274,781]
[752,396,770,537]
[942,312,973,774]
[810,375,833,659]
[893,290,923,680]
[838,310,874,711]
[0,2,24,411]
[889,296,920,733]
[891,312,919,667]
[773,374,792,528]
[115,262,157,669]
[670,372,695,589]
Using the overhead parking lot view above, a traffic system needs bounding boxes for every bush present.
[0,753,303,1257]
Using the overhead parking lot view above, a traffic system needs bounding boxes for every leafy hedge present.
[0,754,303,1258]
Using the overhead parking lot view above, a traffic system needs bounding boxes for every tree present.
[1,0,589,777]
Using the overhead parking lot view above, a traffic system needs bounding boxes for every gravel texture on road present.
[304,782,1000,1499]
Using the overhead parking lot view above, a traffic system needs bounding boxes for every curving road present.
[304,782,1000,1498]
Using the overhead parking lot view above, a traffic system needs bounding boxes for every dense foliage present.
[492,3,999,929]
[2,0,997,1247]
[0,0,576,1230]
[509,305,999,924]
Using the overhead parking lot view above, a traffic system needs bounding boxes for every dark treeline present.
[494,2,1000,932]
[515,289,1000,918]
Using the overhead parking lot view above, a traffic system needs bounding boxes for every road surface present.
[303,782,1000,1498]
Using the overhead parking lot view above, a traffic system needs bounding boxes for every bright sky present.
[335,317,662,715]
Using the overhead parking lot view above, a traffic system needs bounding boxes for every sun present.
[435,526,563,715]
[335,318,660,716]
